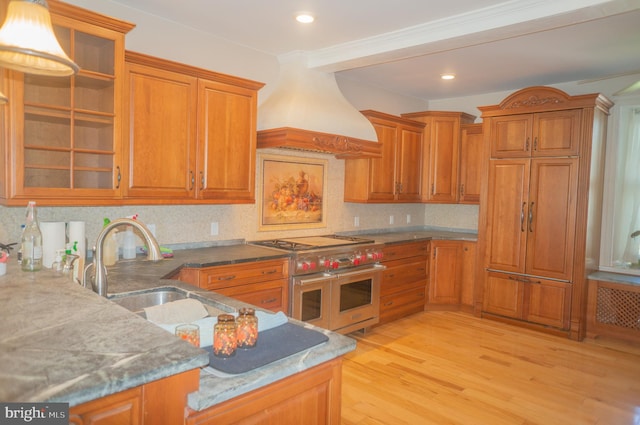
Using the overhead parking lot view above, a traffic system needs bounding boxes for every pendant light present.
[0,0,79,76]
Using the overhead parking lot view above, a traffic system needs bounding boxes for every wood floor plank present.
[341,311,640,425]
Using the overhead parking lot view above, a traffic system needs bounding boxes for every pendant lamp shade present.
[0,0,79,76]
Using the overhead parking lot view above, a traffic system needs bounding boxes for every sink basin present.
[109,287,189,315]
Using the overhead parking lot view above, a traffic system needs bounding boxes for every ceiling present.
[109,0,640,101]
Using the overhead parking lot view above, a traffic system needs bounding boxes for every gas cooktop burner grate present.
[250,235,375,252]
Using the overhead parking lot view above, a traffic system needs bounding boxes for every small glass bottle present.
[21,201,43,272]
[213,314,237,357]
[236,307,258,349]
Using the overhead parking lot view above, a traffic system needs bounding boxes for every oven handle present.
[332,264,386,278]
[293,273,333,286]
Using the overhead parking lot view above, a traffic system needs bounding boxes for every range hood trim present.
[257,127,382,159]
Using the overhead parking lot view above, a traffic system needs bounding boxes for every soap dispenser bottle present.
[102,218,118,266]
[122,226,136,260]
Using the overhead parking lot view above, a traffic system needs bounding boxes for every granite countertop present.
[349,227,477,244]
[0,243,355,412]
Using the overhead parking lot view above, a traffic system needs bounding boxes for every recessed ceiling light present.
[295,13,315,24]
[441,73,456,80]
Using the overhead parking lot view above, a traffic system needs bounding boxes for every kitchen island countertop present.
[0,243,355,411]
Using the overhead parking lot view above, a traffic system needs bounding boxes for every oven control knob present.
[331,260,339,269]
[322,258,330,269]
[309,261,317,270]
[352,256,360,266]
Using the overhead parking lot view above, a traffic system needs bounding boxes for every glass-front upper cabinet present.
[1,0,134,205]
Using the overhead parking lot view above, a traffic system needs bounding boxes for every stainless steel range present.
[250,235,385,334]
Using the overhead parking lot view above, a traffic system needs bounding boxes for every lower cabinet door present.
[483,271,525,319]
[526,278,571,329]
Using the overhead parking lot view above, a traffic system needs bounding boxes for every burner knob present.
[322,258,331,269]
[332,260,339,269]
[309,261,317,270]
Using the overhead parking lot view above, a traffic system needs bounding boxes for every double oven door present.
[291,266,382,334]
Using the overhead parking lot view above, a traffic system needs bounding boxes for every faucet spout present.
[87,218,162,297]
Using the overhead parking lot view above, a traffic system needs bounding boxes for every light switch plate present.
[210,222,219,236]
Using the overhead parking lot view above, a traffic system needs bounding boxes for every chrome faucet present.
[84,218,162,297]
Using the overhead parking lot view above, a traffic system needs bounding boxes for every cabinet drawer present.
[382,241,429,262]
[381,262,427,297]
[216,279,288,313]
[198,259,288,289]
[379,287,426,324]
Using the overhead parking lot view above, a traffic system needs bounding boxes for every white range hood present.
[257,52,381,158]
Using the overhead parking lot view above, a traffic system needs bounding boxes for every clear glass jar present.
[236,307,258,349]
[213,314,237,357]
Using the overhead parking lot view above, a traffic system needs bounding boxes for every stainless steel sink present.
[108,287,189,316]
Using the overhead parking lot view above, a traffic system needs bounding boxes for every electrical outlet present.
[210,222,219,236]
[406,214,411,224]
[354,216,360,227]
[389,215,394,225]
[147,224,156,236]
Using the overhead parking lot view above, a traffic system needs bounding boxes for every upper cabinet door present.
[124,63,197,199]
[532,110,581,157]
[396,126,423,202]
[426,115,460,202]
[459,123,484,204]
[367,119,399,201]
[197,78,257,202]
[490,114,533,158]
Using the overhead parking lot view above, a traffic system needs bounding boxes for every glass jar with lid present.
[213,314,237,357]
[236,307,258,349]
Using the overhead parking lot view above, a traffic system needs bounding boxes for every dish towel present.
[144,298,209,324]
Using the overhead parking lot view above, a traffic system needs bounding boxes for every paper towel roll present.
[67,221,86,259]
[40,221,66,268]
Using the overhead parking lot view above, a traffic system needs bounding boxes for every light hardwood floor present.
[341,311,640,425]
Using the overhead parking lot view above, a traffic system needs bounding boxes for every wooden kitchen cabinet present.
[344,110,424,203]
[478,86,612,339]
[483,271,571,330]
[69,369,199,425]
[377,241,429,325]
[123,52,263,204]
[426,240,476,311]
[489,109,581,158]
[458,123,484,204]
[186,357,343,425]
[0,0,134,205]
[401,111,476,203]
[178,258,289,313]
[485,157,578,281]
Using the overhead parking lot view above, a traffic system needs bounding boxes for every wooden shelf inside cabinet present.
[1,0,134,205]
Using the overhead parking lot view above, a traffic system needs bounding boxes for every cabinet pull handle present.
[384,301,394,306]
[460,184,465,197]
[262,269,278,275]
[217,275,236,281]
[507,275,541,284]
[533,137,538,151]
[431,183,435,196]
[521,202,526,232]
[528,202,534,232]
[115,166,121,189]
[200,171,205,190]
[189,171,194,191]
[261,298,277,304]
[525,137,530,151]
